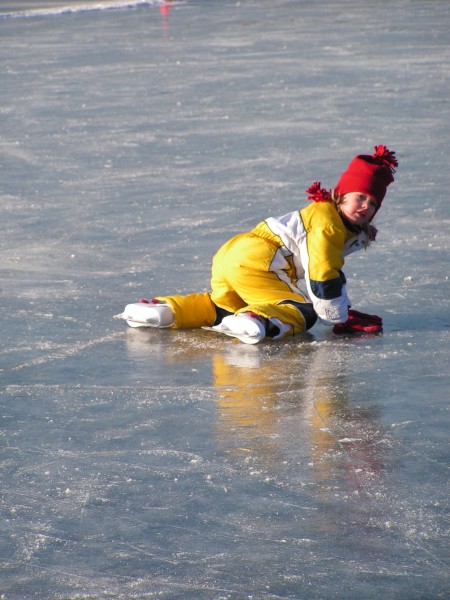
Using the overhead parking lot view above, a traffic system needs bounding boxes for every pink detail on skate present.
[245,312,264,323]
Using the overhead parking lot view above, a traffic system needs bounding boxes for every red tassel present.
[306,181,332,202]
[373,145,398,173]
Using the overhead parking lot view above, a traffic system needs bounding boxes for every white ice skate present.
[114,302,175,328]
[203,313,266,345]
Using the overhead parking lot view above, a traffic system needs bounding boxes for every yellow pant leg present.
[209,234,249,312]
[155,292,216,329]
[211,233,312,334]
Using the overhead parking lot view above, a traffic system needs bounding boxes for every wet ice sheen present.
[1,1,449,599]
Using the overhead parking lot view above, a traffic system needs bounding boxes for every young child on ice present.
[116,145,398,344]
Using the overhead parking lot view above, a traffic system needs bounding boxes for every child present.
[116,145,398,344]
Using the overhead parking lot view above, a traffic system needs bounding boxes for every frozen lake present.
[1,1,449,598]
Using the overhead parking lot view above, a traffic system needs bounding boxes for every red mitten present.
[348,309,383,325]
[333,311,383,334]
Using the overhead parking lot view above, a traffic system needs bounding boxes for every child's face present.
[340,192,377,225]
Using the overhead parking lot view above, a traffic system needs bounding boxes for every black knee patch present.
[278,300,318,330]
[265,319,280,338]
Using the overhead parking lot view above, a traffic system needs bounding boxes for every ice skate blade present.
[202,326,262,344]
[114,314,160,328]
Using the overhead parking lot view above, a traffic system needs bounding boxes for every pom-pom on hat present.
[306,181,332,202]
[334,145,398,209]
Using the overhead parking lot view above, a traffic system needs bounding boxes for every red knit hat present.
[334,145,398,208]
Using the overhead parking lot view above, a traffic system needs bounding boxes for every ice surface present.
[1,1,449,598]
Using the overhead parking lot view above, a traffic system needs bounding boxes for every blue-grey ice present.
[1,1,449,598]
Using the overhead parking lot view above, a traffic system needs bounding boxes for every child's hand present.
[332,310,383,334]
[347,309,382,325]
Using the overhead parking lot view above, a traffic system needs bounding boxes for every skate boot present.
[114,299,175,328]
[208,312,266,344]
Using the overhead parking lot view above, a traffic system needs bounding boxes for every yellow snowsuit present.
[156,201,368,337]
